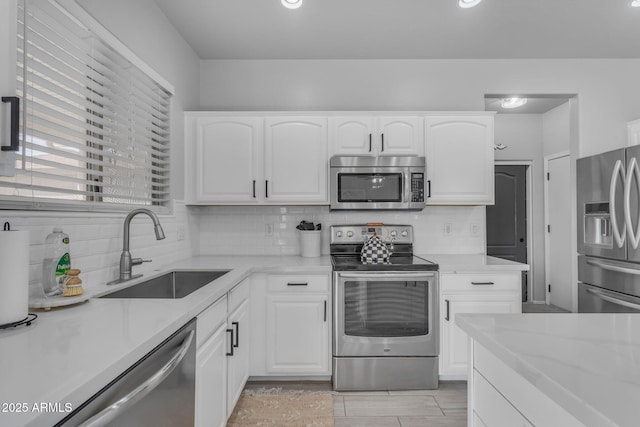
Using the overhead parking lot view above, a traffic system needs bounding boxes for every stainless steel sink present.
[100,270,230,299]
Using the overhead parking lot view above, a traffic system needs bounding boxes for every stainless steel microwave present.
[330,156,426,210]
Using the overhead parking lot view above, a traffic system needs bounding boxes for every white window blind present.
[0,0,172,210]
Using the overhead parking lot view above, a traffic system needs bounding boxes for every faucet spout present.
[108,208,165,285]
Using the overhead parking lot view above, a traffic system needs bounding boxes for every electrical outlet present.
[444,223,452,236]
[470,223,480,235]
[177,225,186,241]
[265,223,274,236]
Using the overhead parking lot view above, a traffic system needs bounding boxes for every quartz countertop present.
[456,313,640,427]
[0,253,526,426]
[419,254,529,272]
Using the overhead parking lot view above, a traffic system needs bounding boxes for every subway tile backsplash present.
[193,205,486,256]
[0,202,194,295]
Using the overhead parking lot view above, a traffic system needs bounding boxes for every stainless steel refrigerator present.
[577,146,640,312]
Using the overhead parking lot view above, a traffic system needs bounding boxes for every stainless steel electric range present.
[330,224,439,391]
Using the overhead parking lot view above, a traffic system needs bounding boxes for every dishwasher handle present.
[78,330,195,427]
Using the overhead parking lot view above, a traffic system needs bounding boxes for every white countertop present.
[420,254,529,272]
[0,253,525,426]
[456,313,640,427]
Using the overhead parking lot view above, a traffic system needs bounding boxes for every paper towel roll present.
[0,228,29,326]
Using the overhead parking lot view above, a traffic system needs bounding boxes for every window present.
[0,0,172,211]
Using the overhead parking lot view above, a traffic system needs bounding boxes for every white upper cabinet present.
[264,117,328,203]
[425,114,495,205]
[190,117,261,203]
[330,116,424,156]
[1,0,17,163]
[186,114,328,205]
[629,118,640,147]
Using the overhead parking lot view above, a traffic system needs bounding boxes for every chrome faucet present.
[107,208,165,285]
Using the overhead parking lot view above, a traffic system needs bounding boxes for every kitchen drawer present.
[473,370,532,427]
[267,274,330,292]
[441,272,520,293]
[229,278,250,313]
[197,295,227,348]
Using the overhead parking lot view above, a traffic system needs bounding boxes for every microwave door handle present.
[624,157,640,250]
[585,287,640,311]
[612,159,626,248]
[404,171,411,204]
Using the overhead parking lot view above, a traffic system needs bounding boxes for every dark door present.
[486,165,528,301]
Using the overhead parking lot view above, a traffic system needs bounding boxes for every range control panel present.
[330,224,414,244]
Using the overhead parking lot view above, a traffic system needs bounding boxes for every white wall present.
[494,114,546,301]
[194,205,485,256]
[199,59,640,158]
[543,102,571,156]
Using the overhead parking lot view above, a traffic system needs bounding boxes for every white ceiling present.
[154,0,640,60]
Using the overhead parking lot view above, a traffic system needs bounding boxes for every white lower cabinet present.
[439,272,521,380]
[266,294,329,374]
[250,273,331,377]
[195,279,250,426]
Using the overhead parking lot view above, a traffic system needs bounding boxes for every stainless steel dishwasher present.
[56,319,196,427]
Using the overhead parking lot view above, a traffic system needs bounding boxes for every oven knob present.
[347,231,354,238]
[336,231,343,238]
[401,230,408,237]
[390,230,397,237]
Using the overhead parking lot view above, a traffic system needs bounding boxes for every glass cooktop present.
[331,254,439,272]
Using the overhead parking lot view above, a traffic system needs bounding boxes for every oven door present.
[333,271,438,357]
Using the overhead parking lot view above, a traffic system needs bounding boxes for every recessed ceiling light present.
[282,0,302,9]
[458,0,482,8]
[501,97,528,109]
[631,0,640,7]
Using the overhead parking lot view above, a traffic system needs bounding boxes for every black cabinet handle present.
[324,300,327,322]
[226,329,234,356]
[381,133,384,152]
[232,321,239,348]
[265,180,269,198]
[427,180,431,198]
[471,282,495,286]
[287,282,308,286]
[1,96,19,152]
[368,133,372,152]
[252,180,256,198]
[445,299,450,321]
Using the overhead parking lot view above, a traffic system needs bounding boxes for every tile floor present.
[243,380,467,427]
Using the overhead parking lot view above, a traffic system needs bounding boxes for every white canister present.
[299,230,321,258]
[0,225,29,325]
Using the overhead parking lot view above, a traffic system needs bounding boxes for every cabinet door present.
[378,116,424,156]
[329,117,376,155]
[264,117,328,203]
[425,115,494,205]
[0,0,17,171]
[440,294,519,378]
[195,325,227,427]
[266,294,330,374]
[629,119,640,147]
[193,117,261,203]
[227,298,249,417]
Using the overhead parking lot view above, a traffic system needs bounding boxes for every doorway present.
[486,165,529,301]
[545,152,572,311]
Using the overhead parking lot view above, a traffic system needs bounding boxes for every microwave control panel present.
[410,173,424,202]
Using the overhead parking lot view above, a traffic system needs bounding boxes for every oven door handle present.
[78,330,194,427]
[338,273,434,280]
[585,287,640,311]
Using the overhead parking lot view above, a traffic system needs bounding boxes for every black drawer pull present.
[252,180,256,198]
[287,282,308,286]
[232,321,239,348]
[381,133,384,152]
[445,299,450,321]
[368,133,372,152]
[226,329,234,356]
[1,96,19,152]
[324,300,327,322]
[265,180,269,198]
[471,281,495,286]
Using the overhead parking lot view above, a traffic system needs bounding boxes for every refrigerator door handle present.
[586,258,640,275]
[624,157,640,249]
[611,159,626,248]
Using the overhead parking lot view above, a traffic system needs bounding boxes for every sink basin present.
[100,270,230,299]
